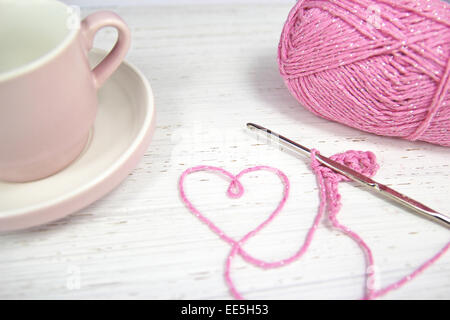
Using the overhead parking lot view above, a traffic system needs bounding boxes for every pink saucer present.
[0,49,155,231]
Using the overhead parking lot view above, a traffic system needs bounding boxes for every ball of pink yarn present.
[278,0,450,147]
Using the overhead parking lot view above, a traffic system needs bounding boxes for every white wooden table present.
[1,0,449,300]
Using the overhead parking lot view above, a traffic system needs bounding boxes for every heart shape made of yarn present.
[179,160,450,300]
[179,165,326,299]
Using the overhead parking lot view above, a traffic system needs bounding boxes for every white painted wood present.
[0,1,449,300]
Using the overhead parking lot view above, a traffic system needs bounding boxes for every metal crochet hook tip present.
[246,123,450,229]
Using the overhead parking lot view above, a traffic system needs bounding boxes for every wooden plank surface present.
[0,0,449,299]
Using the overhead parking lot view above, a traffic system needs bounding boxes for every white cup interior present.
[0,0,76,76]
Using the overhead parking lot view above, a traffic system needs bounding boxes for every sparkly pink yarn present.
[278,0,450,146]
[179,152,449,299]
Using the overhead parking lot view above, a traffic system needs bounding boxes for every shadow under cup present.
[0,0,130,183]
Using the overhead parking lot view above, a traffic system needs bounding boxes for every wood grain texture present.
[0,1,449,300]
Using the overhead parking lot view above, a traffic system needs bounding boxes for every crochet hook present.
[246,122,450,229]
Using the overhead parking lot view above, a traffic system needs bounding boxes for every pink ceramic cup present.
[0,0,131,182]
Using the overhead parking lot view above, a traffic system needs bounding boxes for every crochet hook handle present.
[246,123,450,229]
[315,153,450,228]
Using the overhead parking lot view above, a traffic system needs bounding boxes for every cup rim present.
[0,0,80,83]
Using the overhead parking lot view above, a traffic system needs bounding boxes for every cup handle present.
[81,11,131,89]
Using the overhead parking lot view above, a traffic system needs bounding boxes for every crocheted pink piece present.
[179,150,449,299]
[278,0,450,146]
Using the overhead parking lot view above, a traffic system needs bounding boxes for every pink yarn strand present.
[179,151,449,299]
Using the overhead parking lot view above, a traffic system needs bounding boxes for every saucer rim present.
[0,48,155,231]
